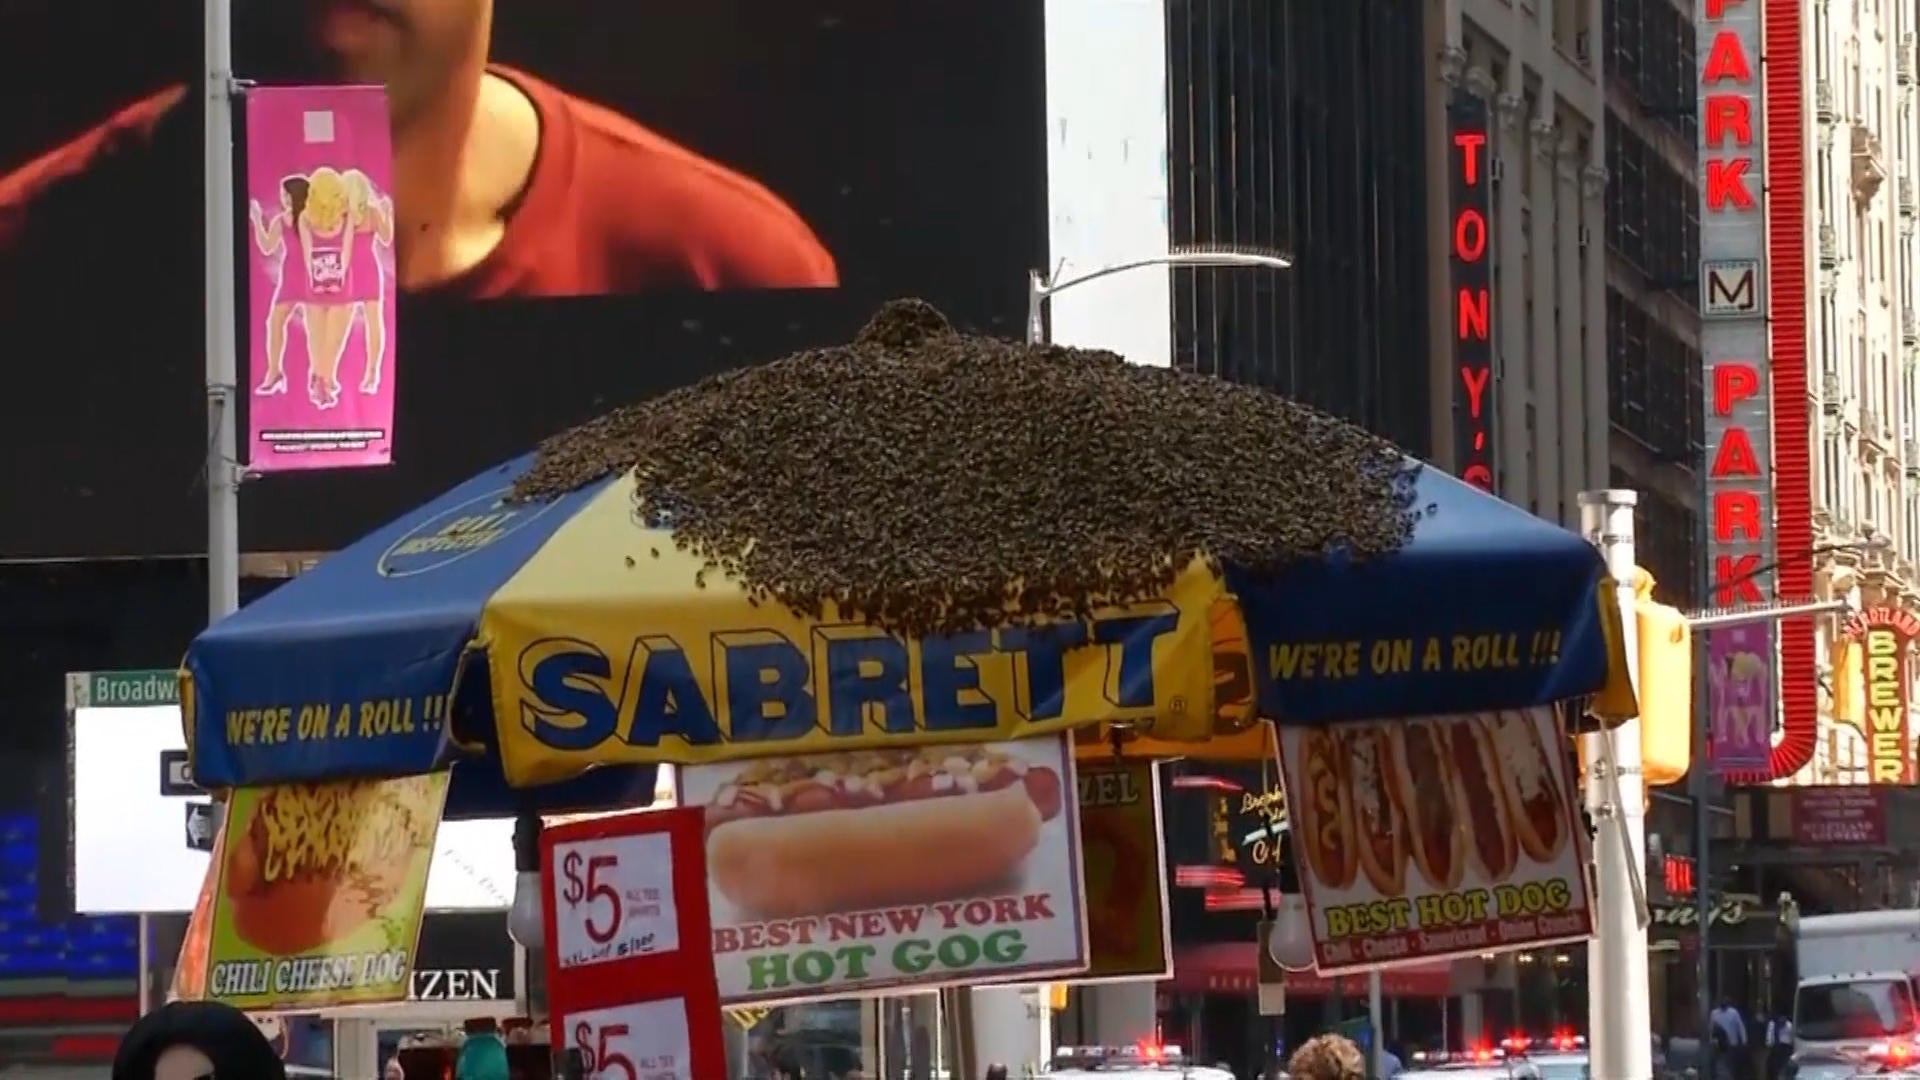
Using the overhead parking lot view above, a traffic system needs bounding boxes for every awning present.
[1170,942,1453,998]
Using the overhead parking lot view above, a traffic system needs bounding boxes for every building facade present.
[1602,0,1705,611]
[1428,0,1613,523]
[1803,0,1920,785]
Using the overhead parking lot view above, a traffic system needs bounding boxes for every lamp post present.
[1024,248,1293,346]
[1686,534,1888,1075]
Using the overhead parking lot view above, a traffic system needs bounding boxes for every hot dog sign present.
[1275,707,1594,973]
[678,735,1090,1004]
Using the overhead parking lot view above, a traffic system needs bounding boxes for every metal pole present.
[1693,615,1715,1078]
[1580,490,1653,1080]
[1367,970,1384,1078]
[205,0,241,623]
[173,0,239,1017]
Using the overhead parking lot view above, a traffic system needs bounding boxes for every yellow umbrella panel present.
[480,474,1226,787]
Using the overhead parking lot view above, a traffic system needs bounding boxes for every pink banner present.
[243,85,395,471]
[1707,623,1774,774]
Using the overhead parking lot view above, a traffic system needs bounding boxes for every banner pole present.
[1579,490,1652,1080]
[204,0,241,623]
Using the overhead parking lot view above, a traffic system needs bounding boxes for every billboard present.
[1447,89,1494,493]
[1697,0,1790,781]
[0,0,1046,558]
[1840,607,1919,784]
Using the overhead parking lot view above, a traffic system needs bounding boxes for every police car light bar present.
[1410,1047,1507,1066]
[1054,1044,1188,1062]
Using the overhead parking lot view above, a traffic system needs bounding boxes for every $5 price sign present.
[549,832,679,970]
[571,1000,693,1080]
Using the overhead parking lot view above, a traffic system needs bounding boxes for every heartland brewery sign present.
[1842,607,1919,784]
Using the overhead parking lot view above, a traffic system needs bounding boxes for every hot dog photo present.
[1276,707,1594,974]
[679,735,1091,1005]
[205,772,448,1010]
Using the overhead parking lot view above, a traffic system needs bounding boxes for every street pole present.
[1024,248,1293,346]
[1580,490,1653,1080]
[205,0,241,623]
[1367,970,1384,1077]
[171,0,237,1018]
[1685,533,1879,1070]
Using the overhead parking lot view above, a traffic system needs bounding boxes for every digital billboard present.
[0,0,1047,558]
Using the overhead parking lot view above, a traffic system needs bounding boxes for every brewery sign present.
[1448,88,1494,493]
[1841,607,1918,784]
[1791,785,1888,845]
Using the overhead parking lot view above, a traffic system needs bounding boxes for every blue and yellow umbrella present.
[180,451,1632,802]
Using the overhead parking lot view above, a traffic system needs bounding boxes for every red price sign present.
[540,807,724,1080]
[571,1000,692,1080]
[548,831,679,970]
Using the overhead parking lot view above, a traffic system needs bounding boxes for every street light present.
[1024,245,1294,346]
[1685,533,1891,1076]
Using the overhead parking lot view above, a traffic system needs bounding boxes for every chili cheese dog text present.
[702,748,1064,919]
[1387,720,1467,893]
[1487,709,1569,864]
[1292,729,1357,890]
[1341,723,1407,895]
[1449,717,1518,881]
[222,777,438,956]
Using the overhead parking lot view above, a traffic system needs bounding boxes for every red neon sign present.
[1663,854,1696,897]
[1700,2,1769,609]
[1448,92,1494,492]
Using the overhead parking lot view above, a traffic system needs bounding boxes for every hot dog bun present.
[1387,720,1467,893]
[1448,717,1518,882]
[1341,724,1407,896]
[1292,728,1358,890]
[1487,709,1569,864]
[707,784,1043,919]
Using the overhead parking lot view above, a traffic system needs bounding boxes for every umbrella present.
[181,450,1631,794]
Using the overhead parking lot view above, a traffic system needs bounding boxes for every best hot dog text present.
[1281,708,1594,971]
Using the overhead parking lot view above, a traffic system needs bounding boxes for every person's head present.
[281,175,310,219]
[342,169,375,220]
[984,1065,1009,1080]
[303,168,351,234]
[294,0,493,127]
[1287,1034,1366,1080]
[112,1001,286,1080]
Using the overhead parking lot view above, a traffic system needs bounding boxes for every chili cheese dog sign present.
[1275,707,1594,973]
[678,736,1090,1004]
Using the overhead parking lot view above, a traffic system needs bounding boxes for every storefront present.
[329,912,521,1078]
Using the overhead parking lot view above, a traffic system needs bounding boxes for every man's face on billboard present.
[297,0,489,122]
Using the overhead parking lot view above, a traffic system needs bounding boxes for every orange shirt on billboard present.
[0,68,837,297]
